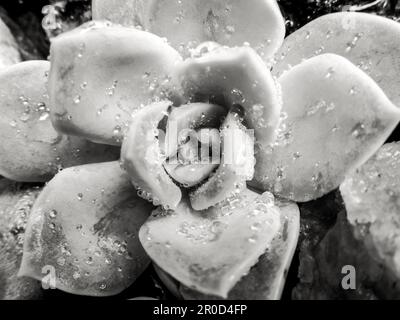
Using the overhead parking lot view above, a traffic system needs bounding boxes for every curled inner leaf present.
[161,102,225,157]
[163,133,220,188]
[121,101,182,209]
[190,111,255,211]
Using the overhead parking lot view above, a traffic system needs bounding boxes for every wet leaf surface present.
[139,189,282,298]
[0,60,120,182]
[253,53,400,202]
[49,21,182,145]
[179,199,300,300]
[93,0,285,60]
[20,162,153,296]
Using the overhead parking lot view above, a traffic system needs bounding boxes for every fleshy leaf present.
[190,112,255,210]
[273,12,400,107]
[251,53,400,202]
[0,18,21,68]
[174,46,281,150]
[121,101,182,209]
[92,0,146,28]
[93,0,285,60]
[0,179,43,300]
[49,21,182,145]
[19,162,153,297]
[340,142,400,278]
[180,199,300,300]
[139,189,281,298]
[164,159,219,189]
[0,61,119,182]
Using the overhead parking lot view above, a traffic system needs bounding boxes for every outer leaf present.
[49,21,182,145]
[20,162,153,297]
[273,12,400,107]
[180,199,300,300]
[139,189,281,298]
[293,209,400,300]
[0,18,21,68]
[93,0,285,60]
[0,61,119,182]
[0,179,43,300]
[252,53,400,202]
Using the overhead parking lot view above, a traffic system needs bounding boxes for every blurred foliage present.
[279,0,400,34]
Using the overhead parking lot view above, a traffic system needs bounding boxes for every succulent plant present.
[1,0,400,300]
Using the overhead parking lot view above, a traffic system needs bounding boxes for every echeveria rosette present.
[0,0,397,299]
[117,42,293,298]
